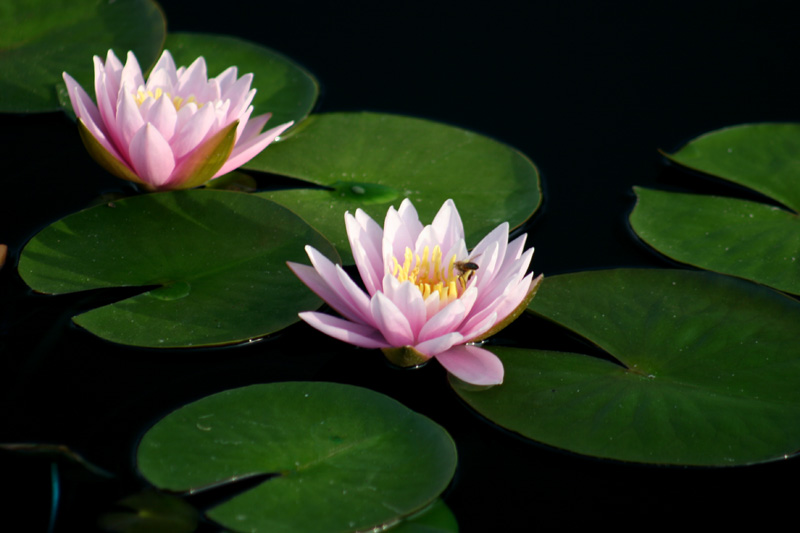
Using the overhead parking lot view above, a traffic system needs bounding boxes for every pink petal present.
[128,123,176,187]
[304,246,371,318]
[383,204,419,269]
[149,50,178,87]
[470,222,509,266]
[431,199,464,254]
[93,56,117,130]
[436,344,504,385]
[506,234,527,262]
[212,120,292,177]
[299,312,389,349]
[346,210,383,295]
[143,95,177,141]
[102,50,124,98]
[459,311,499,342]
[214,66,239,92]
[222,74,255,118]
[120,51,145,92]
[418,298,466,342]
[176,56,209,97]
[385,279,426,337]
[237,112,271,142]
[171,104,216,158]
[414,332,463,357]
[396,198,424,240]
[370,292,415,347]
[63,72,101,127]
[115,90,144,153]
[288,262,369,325]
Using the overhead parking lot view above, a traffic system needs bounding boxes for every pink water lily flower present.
[62,50,292,191]
[288,199,542,386]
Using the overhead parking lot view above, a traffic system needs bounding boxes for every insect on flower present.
[288,198,542,386]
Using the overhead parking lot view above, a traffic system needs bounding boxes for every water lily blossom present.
[62,50,292,191]
[288,199,542,386]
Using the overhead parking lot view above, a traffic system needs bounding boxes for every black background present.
[2,1,799,529]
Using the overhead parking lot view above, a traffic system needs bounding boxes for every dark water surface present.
[2,1,799,529]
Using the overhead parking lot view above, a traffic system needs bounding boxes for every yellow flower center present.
[135,87,202,110]
[392,245,475,304]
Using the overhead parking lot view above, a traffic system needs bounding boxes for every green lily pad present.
[452,269,800,466]
[392,500,459,533]
[630,123,800,293]
[247,112,541,263]
[165,32,318,130]
[630,187,800,294]
[137,382,457,533]
[664,123,800,212]
[0,0,165,113]
[18,190,337,347]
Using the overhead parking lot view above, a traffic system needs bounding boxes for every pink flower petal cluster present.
[63,50,292,191]
[289,199,542,386]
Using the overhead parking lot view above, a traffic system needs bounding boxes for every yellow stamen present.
[134,88,203,110]
[390,245,475,309]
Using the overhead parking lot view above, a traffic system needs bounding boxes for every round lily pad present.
[452,269,800,466]
[664,122,800,212]
[137,382,457,533]
[164,32,318,129]
[248,112,541,263]
[18,190,338,347]
[631,123,800,294]
[630,187,800,294]
[0,0,165,113]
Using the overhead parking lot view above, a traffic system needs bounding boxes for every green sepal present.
[382,346,431,368]
[167,120,239,191]
[77,119,147,187]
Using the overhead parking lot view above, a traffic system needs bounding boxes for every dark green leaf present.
[0,0,165,113]
[630,187,800,294]
[665,123,800,212]
[137,382,457,533]
[453,269,800,465]
[19,190,337,347]
[392,500,459,532]
[248,112,541,263]
[165,32,318,129]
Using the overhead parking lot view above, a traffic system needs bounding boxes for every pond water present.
[2,0,798,529]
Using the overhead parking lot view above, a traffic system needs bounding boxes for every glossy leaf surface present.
[0,0,165,112]
[19,190,337,347]
[453,269,800,465]
[248,112,541,263]
[137,382,457,532]
[631,187,800,294]
[664,122,800,212]
[631,123,800,293]
[165,32,318,128]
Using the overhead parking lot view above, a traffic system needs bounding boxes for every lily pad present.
[630,123,800,293]
[0,0,165,113]
[452,269,800,465]
[630,187,800,294]
[392,500,459,533]
[248,112,541,263]
[137,382,457,533]
[164,32,319,129]
[18,190,337,347]
[664,123,800,212]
